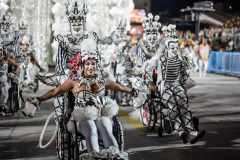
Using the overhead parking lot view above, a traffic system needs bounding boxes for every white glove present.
[21,92,40,117]
[22,101,38,117]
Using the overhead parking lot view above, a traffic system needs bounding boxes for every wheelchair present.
[140,91,172,137]
[14,56,39,93]
[140,89,200,137]
[37,74,125,160]
[8,77,21,115]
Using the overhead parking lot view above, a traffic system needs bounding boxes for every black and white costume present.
[0,53,9,107]
[145,38,205,143]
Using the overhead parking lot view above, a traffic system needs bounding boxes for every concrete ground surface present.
[0,72,240,160]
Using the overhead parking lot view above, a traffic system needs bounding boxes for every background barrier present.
[208,51,240,75]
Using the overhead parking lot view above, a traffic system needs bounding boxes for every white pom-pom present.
[168,24,173,30]
[72,107,85,122]
[162,26,167,31]
[148,13,153,19]
[154,15,160,21]
[84,105,99,120]
[72,106,99,122]
[172,25,176,29]
[102,97,119,117]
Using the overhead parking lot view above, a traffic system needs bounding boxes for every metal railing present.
[208,51,240,75]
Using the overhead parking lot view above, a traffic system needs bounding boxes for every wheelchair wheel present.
[112,116,124,151]
[56,127,74,160]
[140,99,157,131]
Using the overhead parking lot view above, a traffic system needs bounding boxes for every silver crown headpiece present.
[0,13,11,29]
[141,13,161,35]
[162,24,177,38]
[19,21,28,30]
[65,0,89,23]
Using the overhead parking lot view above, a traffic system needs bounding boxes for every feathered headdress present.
[0,13,11,29]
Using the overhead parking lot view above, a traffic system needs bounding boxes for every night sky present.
[150,0,238,17]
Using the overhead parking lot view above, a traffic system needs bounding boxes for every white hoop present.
[38,112,59,148]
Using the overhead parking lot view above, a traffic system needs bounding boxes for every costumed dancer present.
[0,13,18,58]
[0,43,19,115]
[145,38,205,144]
[16,20,34,56]
[21,38,139,159]
[129,13,161,103]
[53,0,99,117]
[18,35,44,90]
[113,18,133,105]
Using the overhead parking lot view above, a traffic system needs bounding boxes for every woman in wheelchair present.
[22,39,137,159]
[19,35,44,90]
[0,44,19,115]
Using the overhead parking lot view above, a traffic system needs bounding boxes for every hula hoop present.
[38,112,59,148]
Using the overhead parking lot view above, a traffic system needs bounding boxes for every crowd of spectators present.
[176,22,240,52]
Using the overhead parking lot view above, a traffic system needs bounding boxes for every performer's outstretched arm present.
[37,79,74,103]
[104,77,134,95]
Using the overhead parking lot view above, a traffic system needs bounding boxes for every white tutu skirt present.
[72,97,119,123]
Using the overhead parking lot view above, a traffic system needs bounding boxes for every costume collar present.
[75,74,107,90]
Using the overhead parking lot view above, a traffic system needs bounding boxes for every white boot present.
[189,130,206,144]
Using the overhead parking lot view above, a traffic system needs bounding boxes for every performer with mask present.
[0,43,19,115]
[21,38,138,159]
[18,35,44,90]
[145,38,205,144]
[0,13,18,58]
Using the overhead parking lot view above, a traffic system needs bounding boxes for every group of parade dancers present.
[0,13,44,115]
[0,1,205,159]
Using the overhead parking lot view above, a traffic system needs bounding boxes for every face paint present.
[83,59,97,77]
[146,34,157,47]
[70,22,84,37]
[22,43,29,52]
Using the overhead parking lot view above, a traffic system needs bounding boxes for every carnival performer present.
[113,19,133,105]
[198,37,211,77]
[136,13,161,68]
[21,38,138,160]
[19,35,44,90]
[0,13,18,58]
[0,43,19,115]
[16,20,34,56]
[52,0,103,119]
[145,38,205,144]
